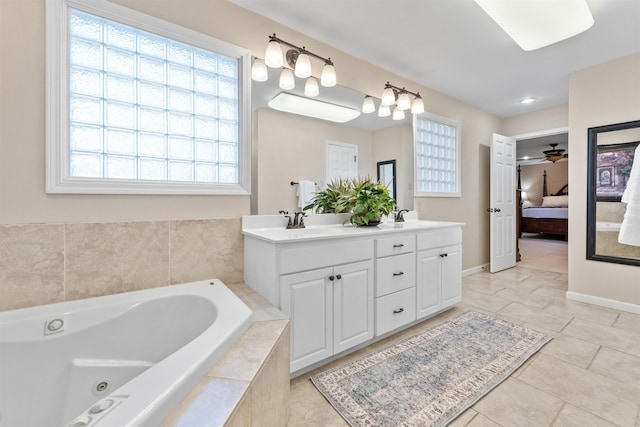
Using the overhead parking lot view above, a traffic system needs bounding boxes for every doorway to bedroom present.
[515,129,569,273]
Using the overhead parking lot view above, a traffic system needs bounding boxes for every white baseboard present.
[566,291,640,314]
[463,264,489,277]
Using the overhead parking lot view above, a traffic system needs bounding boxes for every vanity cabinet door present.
[281,267,333,373]
[441,244,462,308]
[333,260,374,354]
[416,248,441,319]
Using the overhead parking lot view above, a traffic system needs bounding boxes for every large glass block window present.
[414,114,461,197]
[47,0,250,194]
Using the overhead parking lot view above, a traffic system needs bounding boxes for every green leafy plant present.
[337,178,397,226]
[304,178,352,213]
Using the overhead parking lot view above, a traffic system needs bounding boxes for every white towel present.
[297,180,315,209]
[619,145,640,246]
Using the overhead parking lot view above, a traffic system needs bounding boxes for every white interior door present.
[490,133,517,273]
[326,141,358,184]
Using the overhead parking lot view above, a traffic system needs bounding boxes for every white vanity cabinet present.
[374,234,417,336]
[416,227,462,319]
[243,216,464,374]
[281,258,373,372]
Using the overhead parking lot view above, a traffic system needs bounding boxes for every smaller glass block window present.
[414,115,461,196]
[65,7,241,185]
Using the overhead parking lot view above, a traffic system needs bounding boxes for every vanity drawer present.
[417,227,462,251]
[376,234,416,258]
[375,252,415,297]
[375,287,416,336]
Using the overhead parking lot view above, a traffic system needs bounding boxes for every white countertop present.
[242,215,464,243]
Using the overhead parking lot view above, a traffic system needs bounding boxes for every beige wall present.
[568,52,640,306]
[519,162,568,207]
[372,123,413,211]
[502,105,568,136]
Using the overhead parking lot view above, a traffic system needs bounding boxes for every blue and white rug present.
[311,310,552,427]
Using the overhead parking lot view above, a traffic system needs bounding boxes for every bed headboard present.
[517,167,568,196]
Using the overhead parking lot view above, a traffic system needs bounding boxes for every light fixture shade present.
[411,97,425,114]
[362,96,375,114]
[381,87,395,106]
[294,52,312,78]
[304,77,319,97]
[279,68,295,90]
[320,63,337,87]
[251,58,268,82]
[473,0,594,51]
[265,40,283,68]
[378,104,391,117]
[392,106,406,121]
[397,92,411,110]
[268,92,360,123]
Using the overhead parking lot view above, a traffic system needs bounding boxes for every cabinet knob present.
[392,243,404,248]
[336,274,342,280]
[393,272,404,276]
[393,308,404,314]
[329,275,335,281]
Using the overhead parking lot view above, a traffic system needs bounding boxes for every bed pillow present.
[541,195,569,207]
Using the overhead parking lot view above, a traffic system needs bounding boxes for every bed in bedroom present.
[518,169,569,240]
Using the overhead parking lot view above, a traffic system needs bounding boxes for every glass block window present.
[46,0,250,194]
[414,114,461,197]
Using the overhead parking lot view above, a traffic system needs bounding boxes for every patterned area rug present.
[311,310,552,427]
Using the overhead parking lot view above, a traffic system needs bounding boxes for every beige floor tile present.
[462,288,512,312]
[589,347,640,389]
[473,377,563,427]
[518,353,639,426]
[613,312,640,333]
[532,286,568,299]
[543,299,619,326]
[539,334,600,368]
[462,279,506,295]
[467,413,501,427]
[563,318,640,358]
[498,302,572,332]
[493,287,554,309]
[288,378,347,426]
[552,403,619,427]
[448,408,478,426]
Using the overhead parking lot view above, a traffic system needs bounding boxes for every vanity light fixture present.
[366,82,425,116]
[474,0,594,51]
[268,92,360,123]
[252,33,337,98]
[362,96,376,114]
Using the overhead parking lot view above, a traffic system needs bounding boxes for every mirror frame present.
[377,160,397,202]
[586,119,640,266]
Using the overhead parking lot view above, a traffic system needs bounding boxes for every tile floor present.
[287,237,640,426]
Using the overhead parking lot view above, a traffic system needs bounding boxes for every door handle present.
[393,308,404,314]
[495,208,501,212]
[336,274,342,280]
[486,208,502,213]
[393,272,404,276]
[329,275,335,281]
[392,243,404,248]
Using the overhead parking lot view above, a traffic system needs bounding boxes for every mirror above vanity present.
[250,64,414,215]
[587,119,640,266]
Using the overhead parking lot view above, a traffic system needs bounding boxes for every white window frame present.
[413,112,461,197]
[46,0,251,195]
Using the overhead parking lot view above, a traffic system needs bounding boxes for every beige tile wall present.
[0,218,243,311]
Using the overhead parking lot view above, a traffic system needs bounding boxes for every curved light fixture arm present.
[269,34,334,66]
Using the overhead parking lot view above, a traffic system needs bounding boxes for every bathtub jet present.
[0,279,253,427]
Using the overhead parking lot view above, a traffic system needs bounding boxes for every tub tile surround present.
[0,224,65,310]
[164,282,290,427]
[0,217,243,311]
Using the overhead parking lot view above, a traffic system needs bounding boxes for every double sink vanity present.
[242,213,464,375]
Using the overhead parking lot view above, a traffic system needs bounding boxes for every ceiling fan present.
[518,143,568,163]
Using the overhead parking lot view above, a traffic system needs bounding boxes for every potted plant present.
[304,178,352,213]
[337,178,397,226]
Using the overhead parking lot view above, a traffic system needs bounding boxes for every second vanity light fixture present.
[362,82,425,120]
[251,33,337,97]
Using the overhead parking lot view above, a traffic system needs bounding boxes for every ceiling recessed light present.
[474,0,594,51]
[268,92,361,123]
[520,97,537,104]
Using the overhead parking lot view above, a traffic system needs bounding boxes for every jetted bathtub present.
[0,279,253,427]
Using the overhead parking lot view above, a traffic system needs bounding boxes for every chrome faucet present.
[395,209,409,222]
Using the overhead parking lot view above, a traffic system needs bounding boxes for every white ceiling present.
[231,0,640,120]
